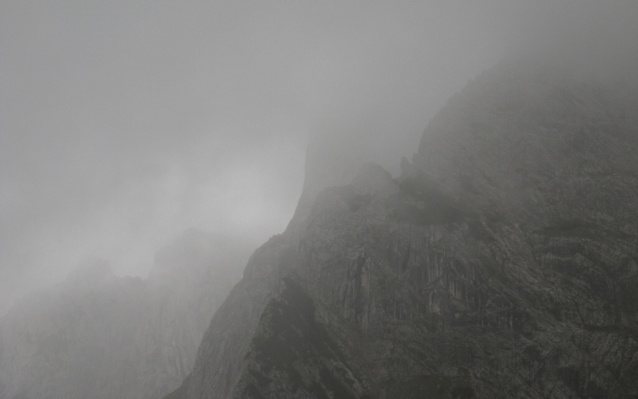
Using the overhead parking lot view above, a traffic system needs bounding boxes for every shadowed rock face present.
[0,230,247,399]
[169,60,638,399]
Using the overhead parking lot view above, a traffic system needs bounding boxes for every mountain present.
[165,59,638,399]
[0,229,248,399]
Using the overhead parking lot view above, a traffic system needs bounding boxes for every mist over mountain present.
[164,55,638,398]
[2,1,638,399]
[0,230,250,399]
[0,0,505,313]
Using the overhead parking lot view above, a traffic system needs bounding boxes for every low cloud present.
[2,0,635,313]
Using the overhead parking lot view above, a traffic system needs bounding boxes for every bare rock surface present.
[166,59,638,399]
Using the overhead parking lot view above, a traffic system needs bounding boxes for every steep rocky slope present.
[169,59,638,399]
[0,229,248,399]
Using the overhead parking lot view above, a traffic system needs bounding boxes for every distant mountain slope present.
[0,229,249,399]
[166,59,638,399]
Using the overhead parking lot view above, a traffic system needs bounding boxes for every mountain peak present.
[167,59,638,399]
[350,162,397,197]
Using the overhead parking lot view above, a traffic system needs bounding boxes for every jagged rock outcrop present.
[0,229,248,399]
[168,58,638,399]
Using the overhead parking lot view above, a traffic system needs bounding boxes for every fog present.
[1,0,637,314]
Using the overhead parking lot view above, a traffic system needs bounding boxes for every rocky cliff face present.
[173,59,638,399]
[0,229,247,399]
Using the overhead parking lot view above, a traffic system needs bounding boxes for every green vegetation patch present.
[329,185,372,212]
[388,375,475,399]
[537,219,598,239]
[537,218,631,240]
[389,174,469,225]
[583,323,638,341]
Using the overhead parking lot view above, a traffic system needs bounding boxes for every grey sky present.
[1,1,636,313]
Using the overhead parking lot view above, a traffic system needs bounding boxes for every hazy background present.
[1,0,637,314]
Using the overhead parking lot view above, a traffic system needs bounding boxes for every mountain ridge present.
[0,229,249,399]
[165,59,638,398]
